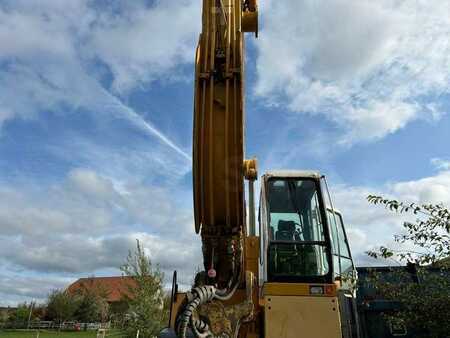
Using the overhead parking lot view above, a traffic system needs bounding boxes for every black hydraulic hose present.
[177,272,240,338]
[177,286,216,338]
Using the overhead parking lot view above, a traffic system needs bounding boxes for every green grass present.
[0,330,125,338]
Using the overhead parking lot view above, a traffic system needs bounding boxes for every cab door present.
[327,209,360,338]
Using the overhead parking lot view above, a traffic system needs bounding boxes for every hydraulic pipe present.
[248,178,256,236]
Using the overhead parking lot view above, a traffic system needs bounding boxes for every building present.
[67,276,137,313]
[0,306,16,323]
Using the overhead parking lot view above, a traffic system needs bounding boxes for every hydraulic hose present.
[177,278,240,338]
[177,286,216,338]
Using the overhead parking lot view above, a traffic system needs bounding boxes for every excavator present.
[160,1,360,337]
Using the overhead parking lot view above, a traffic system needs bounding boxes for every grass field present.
[0,330,125,338]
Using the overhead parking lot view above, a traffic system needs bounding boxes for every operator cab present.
[259,171,360,338]
[259,171,355,286]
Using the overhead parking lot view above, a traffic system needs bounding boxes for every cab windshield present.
[266,178,329,280]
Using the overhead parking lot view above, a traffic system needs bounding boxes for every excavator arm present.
[193,0,258,289]
[161,2,258,338]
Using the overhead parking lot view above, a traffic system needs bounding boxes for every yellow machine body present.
[264,283,342,338]
[264,295,341,338]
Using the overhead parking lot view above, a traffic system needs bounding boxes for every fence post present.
[96,328,107,338]
[27,301,35,330]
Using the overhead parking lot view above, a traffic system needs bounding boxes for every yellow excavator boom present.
[193,0,257,288]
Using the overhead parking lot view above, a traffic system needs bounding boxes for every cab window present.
[268,179,325,242]
[327,210,354,278]
[266,178,329,280]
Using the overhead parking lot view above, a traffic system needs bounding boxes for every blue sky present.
[1,0,450,306]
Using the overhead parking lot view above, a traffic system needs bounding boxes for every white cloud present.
[0,168,195,239]
[0,0,195,161]
[256,0,450,144]
[45,135,191,188]
[0,274,71,305]
[0,3,79,60]
[0,167,201,305]
[88,0,200,92]
[390,170,450,205]
[68,168,116,200]
[431,158,450,171]
[0,168,199,266]
[0,233,199,279]
[0,233,198,305]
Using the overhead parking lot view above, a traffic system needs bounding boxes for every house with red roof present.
[67,276,137,313]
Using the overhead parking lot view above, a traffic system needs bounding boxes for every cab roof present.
[262,170,322,179]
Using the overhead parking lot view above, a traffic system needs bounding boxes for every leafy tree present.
[8,303,30,324]
[121,239,168,338]
[32,304,47,321]
[46,289,80,324]
[367,195,450,264]
[367,195,450,338]
[73,279,110,323]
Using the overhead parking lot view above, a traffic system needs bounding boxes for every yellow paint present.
[170,292,186,328]
[264,295,341,338]
[264,283,337,297]
[245,236,259,275]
